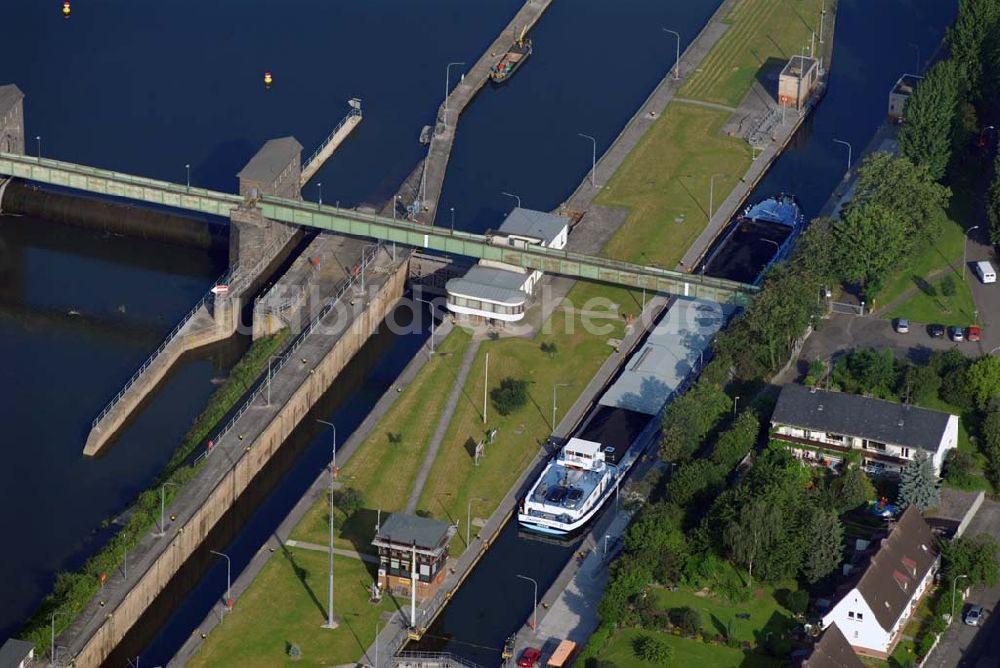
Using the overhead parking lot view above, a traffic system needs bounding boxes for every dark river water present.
[0,0,956,663]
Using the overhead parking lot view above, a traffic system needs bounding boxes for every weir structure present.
[0,152,757,305]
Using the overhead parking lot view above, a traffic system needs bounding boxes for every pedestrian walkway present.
[405,338,482,513]
[284,539,380,565]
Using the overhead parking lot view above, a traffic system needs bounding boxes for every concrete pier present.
[299,100,362,187]
[59,246,408,666]
[411,0,553,225]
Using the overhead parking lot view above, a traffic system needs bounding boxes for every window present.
[848,612,855,619]
[901,447,910,458]
[857,613,863,620]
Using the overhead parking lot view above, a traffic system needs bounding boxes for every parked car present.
[950,326,964,342]
[964,604,984,626]
[928,324,946,338]
[895,318,910,334]
[518,648,542,667]
[968,325,982,342]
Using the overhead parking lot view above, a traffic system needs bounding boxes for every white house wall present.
[823,588,890,657]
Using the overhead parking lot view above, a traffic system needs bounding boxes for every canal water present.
[0,0,957,664]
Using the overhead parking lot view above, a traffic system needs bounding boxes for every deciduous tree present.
[723,498,782,589]
[966,356,1000,407]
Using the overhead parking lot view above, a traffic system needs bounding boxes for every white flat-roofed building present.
[447,207,568,323]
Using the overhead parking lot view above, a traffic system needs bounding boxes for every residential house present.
[798,623,865,668]
[446,207,568,324]
[771,384,958,476]
[821,506,940,659]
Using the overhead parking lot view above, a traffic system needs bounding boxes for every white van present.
[975,261,997,284]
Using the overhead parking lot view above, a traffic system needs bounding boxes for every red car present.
[968,325,982,342]
[518,647,542,667]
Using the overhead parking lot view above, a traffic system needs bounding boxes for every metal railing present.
[0,151,757,298]
[205,243,384,451]
[91,270,232,429]
[302,106,363,174]
[394,652,483,668]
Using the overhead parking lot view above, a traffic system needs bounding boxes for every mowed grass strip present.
[593,104,751,271]
[187,548,394,668]
[416,308,624,553]
[682,0,826,107]
[292,328,472,550]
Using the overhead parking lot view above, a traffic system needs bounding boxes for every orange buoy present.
[263,70,273,88]
[63,0,71,18]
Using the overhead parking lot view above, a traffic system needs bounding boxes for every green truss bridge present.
[0,152,758,304]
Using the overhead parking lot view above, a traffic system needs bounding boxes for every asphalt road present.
[923,500,1000,668]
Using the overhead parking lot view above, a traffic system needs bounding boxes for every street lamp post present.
[50,610,69,667]
[963,225,981,282]
[185,163,191,191]
[733,395,740,417]
[209,550,231,619]
[516,574,538,630]
[604,534,611,555]
[951,574,969,620]
[414,295,437,359]
[36,136,41,161]
[832,138,852,171]
[500,191,521,209]
[316,419,339,629]
[709,173,727,221]
[578,133,597,188]
[445,62,466,127]
[662,28,681,80]
[318,182,323,207]
[155,481,181,537]
[552,383,571,430]
[908,42,921,74]
[450,206,456,233]
[467,496,485,546]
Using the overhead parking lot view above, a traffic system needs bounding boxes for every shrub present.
[540,341,558,358]
[490,377,530,416]
[633,635,673,663]
[287,642,302,659]
[917,633,936,658]
[668,606,702,636]
[787,589,809,615]
[943,449,980,489]
[387,432,403,445]
[331,487,364,515]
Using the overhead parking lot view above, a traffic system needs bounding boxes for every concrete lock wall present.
[71,259,407,667]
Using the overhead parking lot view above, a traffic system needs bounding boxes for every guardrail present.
[394,651,483,668]
[302,106,363,174]
[204,243,384,451]
[90,270,232,429]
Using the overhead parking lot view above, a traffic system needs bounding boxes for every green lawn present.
[874,214,967,311]
[590,0,826,273]
[292,328,472,552]
[681,0,827,107]
[593,628,784,668]
[595,104,750,270]
[187,548,394,668]
[416,307,624,552]
[884,273,977,328]
[648,581,799,646]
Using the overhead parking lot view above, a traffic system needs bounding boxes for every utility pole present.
[410,541,418,628]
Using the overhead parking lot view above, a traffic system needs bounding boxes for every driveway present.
[964,230,1000,355]
[923,500,1000,668]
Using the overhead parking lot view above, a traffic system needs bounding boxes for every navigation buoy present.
[63,0,71,18]
[264,71,273,89]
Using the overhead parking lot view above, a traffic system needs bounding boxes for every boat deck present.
[528,461,605,513]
